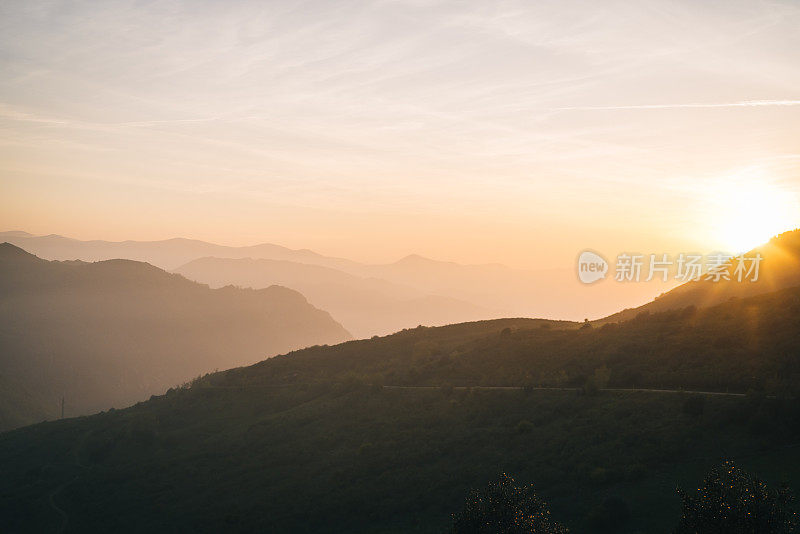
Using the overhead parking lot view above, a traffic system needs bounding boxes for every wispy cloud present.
[0,103,220,129]
[1,0,799,264]
[553,100,800,111]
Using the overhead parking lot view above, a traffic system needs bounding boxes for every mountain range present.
[174,256,489,337]
[0,243,350,430]
[0,231,678,334]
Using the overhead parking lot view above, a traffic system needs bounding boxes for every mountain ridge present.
[174,255,491,338]
[0,244,351,431]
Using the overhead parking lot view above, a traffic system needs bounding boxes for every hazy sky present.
[1,0,799,268]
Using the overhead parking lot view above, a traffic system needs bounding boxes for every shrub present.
[675,461,798,533]
[451,473,568,533]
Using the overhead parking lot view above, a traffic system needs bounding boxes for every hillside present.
[175,256,490,338]
[0,243,350,430]
[1,287,798,532]
[604,229,800,323]
[197,284,800,395]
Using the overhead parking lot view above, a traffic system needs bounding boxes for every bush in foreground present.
[451,473,568,533]
[676,461,798,534]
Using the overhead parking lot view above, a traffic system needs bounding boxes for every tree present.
[451,473,569,533]
[675,461,798,534]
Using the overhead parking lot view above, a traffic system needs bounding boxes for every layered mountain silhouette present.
[0,243,350,430]
[175,257,489,337]
[0,232,677,326]
[0,231,360,271]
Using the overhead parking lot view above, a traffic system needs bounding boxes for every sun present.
[709,176,800,253]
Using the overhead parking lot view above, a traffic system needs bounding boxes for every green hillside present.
[1,287,799,532]
[206,285,800,395]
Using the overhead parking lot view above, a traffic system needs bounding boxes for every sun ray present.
[706,172,800,253]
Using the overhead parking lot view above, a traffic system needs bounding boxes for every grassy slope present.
[205,286,800,395]
[0,386,797,533]
[2,289,800,532]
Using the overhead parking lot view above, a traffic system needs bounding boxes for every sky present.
[1,0,799,268]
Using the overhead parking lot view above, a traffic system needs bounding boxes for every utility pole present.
[60,395,64,419]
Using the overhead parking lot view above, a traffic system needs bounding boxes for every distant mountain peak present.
[0,242,41,262]
[394,254,448,266]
